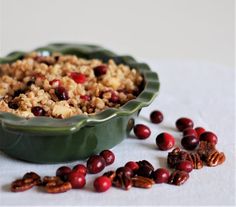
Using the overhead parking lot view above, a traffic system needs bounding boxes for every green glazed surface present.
[0,43,160,163]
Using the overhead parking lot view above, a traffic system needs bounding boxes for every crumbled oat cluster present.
[0,52,143,118]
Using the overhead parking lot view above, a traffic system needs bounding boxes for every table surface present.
[0,59,235,207]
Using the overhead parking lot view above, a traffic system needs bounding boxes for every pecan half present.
[112,174,132,190]
[103,171,116,182]
[167,147,190,168]
[23,172,42,185]
[206,151,226,167]
[197,141,216,161]
[137,160,154,171]
[43,176,72,193]
[132,176,154,188]
[186,153,203,169]
[168,170,189,186]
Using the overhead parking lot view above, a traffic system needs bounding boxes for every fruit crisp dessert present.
[0,52,143,118]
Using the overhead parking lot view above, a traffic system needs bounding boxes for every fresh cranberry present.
[110,92,119,103]
[49,79,61,88]
[175,161,193,173]
[87,155,106,174]
[99,150,115,166]
[183,127,198,137]
[195,127,206,137]
[152,168,170,184]
[176,117,194,131]
[70,72,86,84]
[68,171,86,189]
[156,132,175,150]
[125,161,139,172]
[181,136,199,150]
[80,95,91,101]
[8,101,19,109]
[73,164,87,176]
[93,176,111,192]
[56,166,72,181]
[31,106,45,116]
[150,110,164,124]
[199,131,218,145]
[93,65,108,77]
[133,124,151,139]
[55,86,69,100]
[116,167,133,177]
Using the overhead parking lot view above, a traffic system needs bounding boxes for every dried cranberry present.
[99,150,115,166]
[176,117,194,131]
[156,132,175,151]
[31,106,45,116]
[125,161,139,172]
[93,176,111,192]
[26,80,35,86]
[195,127,206,137]
[70,72,86,84]
[68,171,86,189]
[199,131,218,145]
[93,65,108,77]
[80,95,91,101]
[56,166,72,181]
[183,128,198,137]
[73,164,87,176]
[116,167,133,177]
[150,110,164,124]
[181,136,199,150]
[8,101,19,109]
[152,168,170,184]
[13,89,25,97]
[87,155,106,174]
[133,124,151,139]
[175,161,193,173]
[110,92,119,103]
[49,79,61,88]
[55,86,69,100]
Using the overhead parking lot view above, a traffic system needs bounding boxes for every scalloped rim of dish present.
[0,43,160,134]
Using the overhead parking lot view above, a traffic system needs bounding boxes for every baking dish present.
[0,43,160,163]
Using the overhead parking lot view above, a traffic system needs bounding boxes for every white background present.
[0,0,235,207]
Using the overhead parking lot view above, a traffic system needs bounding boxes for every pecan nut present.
[132,176,154,188]
[112,174,132,190]
[186,153,203,169]
[137,160,154,171]
[167,147,190,168]
[103,171,116,182]
[43,176,72,193]
[168,170,189,186]
[197,141,216,160]
[11,172,41,192]
[206,151,226,167]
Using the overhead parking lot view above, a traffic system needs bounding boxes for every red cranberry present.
[87,155,106,174]
[183,127,198,137]
[31,106,45,116]
[93,176,111,192]
[80,95,91,101]
[150,110,164,124]
[125,161,139,172]
[195,127,206,137]
[156,132,175,151]
[199,131,218,145]
[133,124,151,139]
[8,101,19,109]
[68,171,86,189]
[49,79,61,88]
[73,164,87,176]
[110,92,119,103]
[93,65,108,77]
[99,150,115,166]
[56,166,72,181]
[175,161,193,173]
[116,167,133,177]
[70,72,86,84]
[55,86,69,100]
[176,117,194,131]
[181,136,199,150]
[152,168,170,184]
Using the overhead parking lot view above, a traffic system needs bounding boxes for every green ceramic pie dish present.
[0,43,160,163]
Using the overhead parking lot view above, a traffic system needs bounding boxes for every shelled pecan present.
[168,170,189,186]
[43,176,72,193]
[132,176,154,188]
[186,153,203,169]
[167,147,189,168]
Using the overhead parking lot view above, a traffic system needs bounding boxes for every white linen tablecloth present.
[0,59,235,206]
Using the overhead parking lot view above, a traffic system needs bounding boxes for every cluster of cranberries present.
[133,110,218,153]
